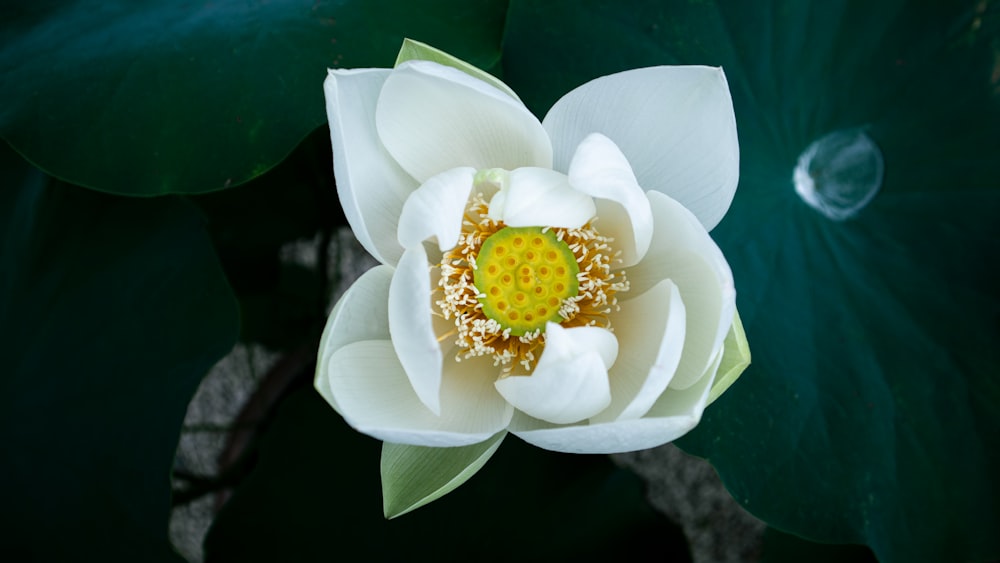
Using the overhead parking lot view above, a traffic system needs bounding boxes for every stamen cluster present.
[435,192,630,374]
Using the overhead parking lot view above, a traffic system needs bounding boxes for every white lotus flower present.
[316,41,742,456]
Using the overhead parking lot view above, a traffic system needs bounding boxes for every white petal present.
[508,350,718,454]
[326,340,513,447]
[543,66,739,231]
[495,323,615,424]
[388,245,442,414]
[394,38,523,103]
[567,133,654,267]
[315,265,394,411]
[324,69,416,265]
[397,167,476,251]
[376,61,552,183]
[590,279,685,423]
[628,191,735,389]
[487,167,596,228]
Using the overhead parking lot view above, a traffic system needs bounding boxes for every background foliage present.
[1,1,997,561]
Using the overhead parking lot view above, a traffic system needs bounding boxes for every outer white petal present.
[495,324,615,424]
[324,69,416,265]
[589,279,685,423]
[567,133,653,267]
[508,348,720,454]
[394,38,523,103]
[376,61,552,183]
[388,245,442,414]
[487,168,595,229]
[326,340,513,447]
[315,265,394,411]
[628,191,735,389]
[397,167,476,251]
[543,66,739,231]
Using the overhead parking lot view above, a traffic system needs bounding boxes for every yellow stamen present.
[434,192,628,374]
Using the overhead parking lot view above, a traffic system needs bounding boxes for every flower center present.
[435,191,629,374]
[473,227,579,337]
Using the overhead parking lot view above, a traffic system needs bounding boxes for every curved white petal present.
[394,38,523,103]
[487,167,596,229]
[315,265,394,411]
[508,349,718,454]
[326,340,513,447]
[388,245,442,414]
[376,61,552,183]
[397,167,476,251]
[324,69,416,265]
[495,323,615,424]
[590,279,685,423]
[567,133,653,267]
[628,191,735,389]
[543,66,739,231]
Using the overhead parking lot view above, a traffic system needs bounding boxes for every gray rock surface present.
[614,446,764,562]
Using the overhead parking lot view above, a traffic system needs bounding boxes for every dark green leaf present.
[190,127,342,348]
[761,528,875,563]
[204,386,680,561]
[0,143,240,560]
[503,1,1000,561]
[0,0,507,195]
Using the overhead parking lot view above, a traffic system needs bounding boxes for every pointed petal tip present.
[567,133,653,266]
[543,64,739,231]
[397,167,476,252]
[377,61,552,182]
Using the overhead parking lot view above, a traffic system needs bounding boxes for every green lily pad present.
[0,143,240,560]
[0,0,507,195]
[204,387,680,561]
[503,1,1000,561]
[761,528,875,563]
[189,128,343,348]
